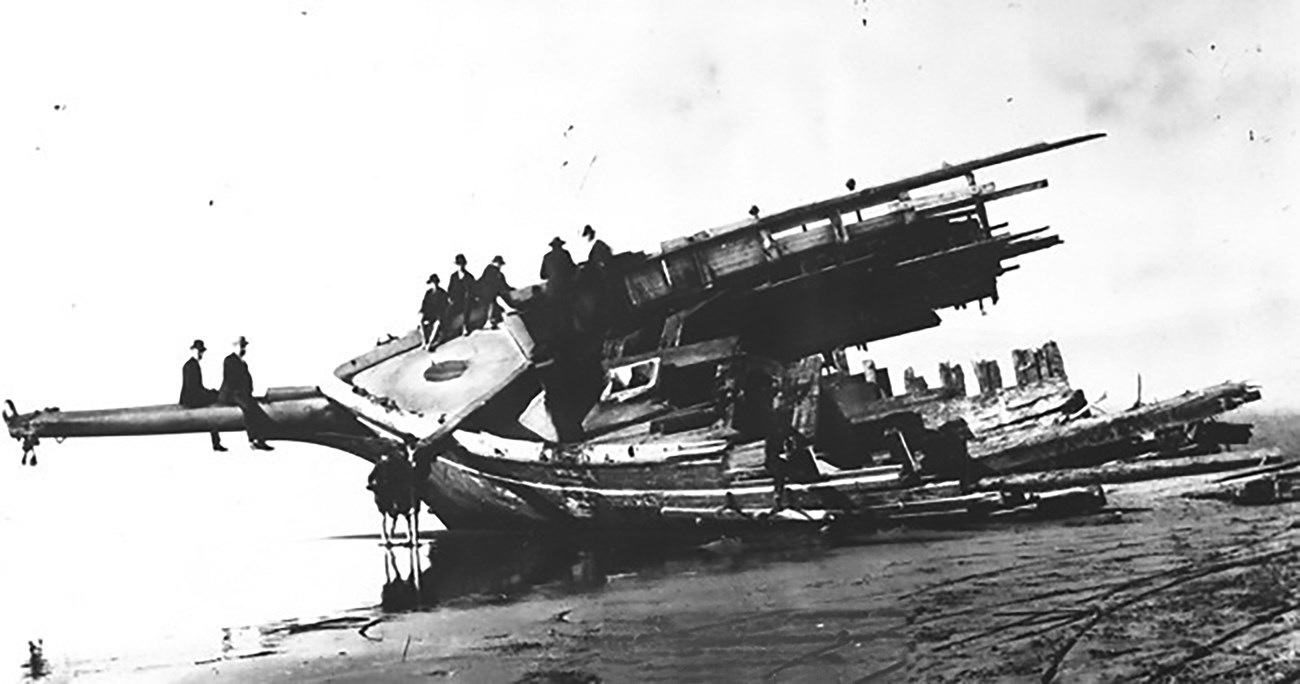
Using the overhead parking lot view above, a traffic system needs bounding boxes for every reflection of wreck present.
[3,132,1266,534]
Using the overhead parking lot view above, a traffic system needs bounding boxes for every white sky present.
[1,0,1298,417]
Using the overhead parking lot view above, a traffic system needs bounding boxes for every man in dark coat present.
[477,255,511,329]
[540,237,577,340]
[419,273,449,347]
[578,224,614,332]
[445,254,476,337]
[581,224,612,268]
[179,339,226,451]
[218,335,274,451]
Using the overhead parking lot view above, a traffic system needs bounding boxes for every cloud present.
[1031,3,1297,141]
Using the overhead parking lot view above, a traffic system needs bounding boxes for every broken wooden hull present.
[415,432,1096,533]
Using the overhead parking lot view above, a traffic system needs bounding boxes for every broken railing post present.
[939,362,967,396]
[973,359,1003,394]
[903,367,928,394]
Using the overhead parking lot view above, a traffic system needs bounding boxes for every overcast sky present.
[1,0,1297,418]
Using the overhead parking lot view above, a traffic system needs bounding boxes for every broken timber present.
[973,448,1286,492]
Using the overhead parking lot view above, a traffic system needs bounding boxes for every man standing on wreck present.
[540,236,576,340]
[219,336,274,451]
[419,273,449,348]
[446,254,476,337]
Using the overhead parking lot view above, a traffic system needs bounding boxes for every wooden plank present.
[653,132,1104,259]
[789,356,822,440]
[622,262,671,306]
[973,448,1286,492]
[332,329,422,382]
[974,381,1263,473]
[603,336,742,370]
[773,223,837,256]
[699,232,768,278]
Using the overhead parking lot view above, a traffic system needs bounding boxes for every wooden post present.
[974,359,1003,394]
[875,365,893,398]
[903,367,929,394]
[939,362,967,396]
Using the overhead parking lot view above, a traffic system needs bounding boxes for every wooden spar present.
[972,448,1286,492]
[3,391,355,439]
[657,132,1104,256]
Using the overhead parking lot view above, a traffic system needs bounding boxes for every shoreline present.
[77,475,1300,682]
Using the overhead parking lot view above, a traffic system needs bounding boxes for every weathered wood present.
[1184,464,1300,505]
[4,391,357,439]
[973,359,1003,394]
[603,336,741,370]
[974,381,1263,473]
[939,362,966,396]
[656,132,1103,257]
[788,356,822,440]
[973,448,1285,492]
[332,329,422,382]
[822,374,1075,438]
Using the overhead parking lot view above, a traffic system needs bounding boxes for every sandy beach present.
[129,474,1299,684]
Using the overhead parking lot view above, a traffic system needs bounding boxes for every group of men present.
[174,225,614,453]
[420,224,612,348]
[179,335,274,452]
[419,252,513,348]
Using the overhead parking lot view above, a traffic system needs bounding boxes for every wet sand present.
[162,474,1300,683]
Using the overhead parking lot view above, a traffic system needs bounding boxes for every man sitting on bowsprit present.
[179,338,226,452]
[219,336,274,451]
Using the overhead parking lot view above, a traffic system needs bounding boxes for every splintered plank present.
[974,448,1285,491]
[788,355,822,440]
[975,381,1263,473]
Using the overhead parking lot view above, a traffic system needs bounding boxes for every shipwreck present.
[3,132,1268,535]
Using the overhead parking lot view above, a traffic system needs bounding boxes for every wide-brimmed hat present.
[454,253,467,266]
[234,335,249,347]
[190,339,207,352]
[581,224,595,238]
[549,237,565,247]
[426,273,440,284]
[491,255,505,265]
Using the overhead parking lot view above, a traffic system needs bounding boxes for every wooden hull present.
[416,433,1076,534]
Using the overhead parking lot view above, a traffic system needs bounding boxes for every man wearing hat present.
[477,255,512,330]
[581,224,612,269]
[419,273,449,348]
[179,339,226,452]
[540,237,576,340]
[446,254,476,337]
[219,336,274,451]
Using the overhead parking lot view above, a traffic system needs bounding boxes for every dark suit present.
[218,353,253,404]
[180,358,217,407]
[219,352,270,441]
[446,270,476,336]
[540,246,576,289]
[587,238,613,268]
[541,246,577,340]
[180,357,223,449]
[477,264,510,327]
[420,286,449,342]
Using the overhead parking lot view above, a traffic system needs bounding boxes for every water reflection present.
[378,530,854,614]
